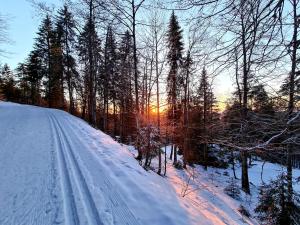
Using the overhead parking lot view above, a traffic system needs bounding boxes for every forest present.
[0,0,300,224]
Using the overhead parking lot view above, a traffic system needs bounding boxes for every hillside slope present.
[0,102,254,225]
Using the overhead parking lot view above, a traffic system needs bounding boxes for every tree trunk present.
[203,71,208,170]
[286,0,298,210]
[241,151,250,193]
[170,144,173,160]
[88,0,96,125]
[231,150,237,179]
[132,2,142,160]
[173,145,177,164]
[113,99,117,137]
[155,34,161,175]
[183,59,189,168]
[240,14,250,194]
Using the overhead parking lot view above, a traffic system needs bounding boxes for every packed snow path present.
[0,102,190,225]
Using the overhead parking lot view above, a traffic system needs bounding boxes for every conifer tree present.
[117,31,135,143]
[24,51,43,105]
[34,15,54,107]
[197,68,213,169]
[51,28,65,109]
[166,11,184,165]
[255,173,300,225]
[16,62,30,104]
[249,84,274,114]
[103,26,117,134]
[56,5,78,113]
[77,18,101,125]
[0,64,15,101]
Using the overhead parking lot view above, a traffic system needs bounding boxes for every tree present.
[103,26,118,135]
[56,4,78,114]
[0,13,10,59]
[50,28,65,109]
[255,173,300,225]
[166,11,184,165]
[212,0,284,194]
[103,0,147,159]
[152,9,166,174]
[196,68,216,169]
[181,51,192,168]
[249,84,274,114]
[285,0,300,215]
[77,13,101,125]
[117,30,136,143]
[0,64,16,101]
[135,124,162,169]
[139,6,166,173]
[24,51,44,105]
[15,62,30,104]
[34,15,54,107]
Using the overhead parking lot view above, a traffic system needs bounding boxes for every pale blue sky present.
[0,0,59,68]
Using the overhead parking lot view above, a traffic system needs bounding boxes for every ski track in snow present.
[48,111,144,225]
[49,114,81,225]
[53,112,143,225]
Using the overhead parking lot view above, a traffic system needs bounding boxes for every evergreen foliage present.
[255,173,300,225]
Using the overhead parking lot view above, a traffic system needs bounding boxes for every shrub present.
[224,178,241,200]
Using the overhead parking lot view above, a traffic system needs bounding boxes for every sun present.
[149,104,168,115]
[150,106,158,114]
[216,95,230,112]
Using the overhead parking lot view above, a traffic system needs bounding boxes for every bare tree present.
[0,13,10,59]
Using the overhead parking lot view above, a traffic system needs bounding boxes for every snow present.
[0,101,298,225]
[128,145,300,225]
[0,102,188,225]
[128,146,258,225]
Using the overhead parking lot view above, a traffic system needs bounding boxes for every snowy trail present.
[49,112,141,225]
[0,102,191,225]
[49,113,101,225]
[0,103,59,225]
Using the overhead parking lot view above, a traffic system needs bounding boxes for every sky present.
[0,0,234,106]
[0,0,60,68]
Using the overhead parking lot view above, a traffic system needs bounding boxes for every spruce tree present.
[25,51,44,105]
[249,84,274,114]
[51,28,65,109]
[117,30,136,143]
[16,62,30,104]
[197,68,213,169]
[103,26,117,134]
[34,15,54,107]
[56,5,77,113]
[255,173,300,225]
[166,11,184,165]
[0,64,15,101]
[77,19,101,125]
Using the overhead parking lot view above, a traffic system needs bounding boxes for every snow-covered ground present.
[127,145,300,225]
[0,102,189,225]
[127,145,258,225]
[164,154,300,225]
[0,102,298,225]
